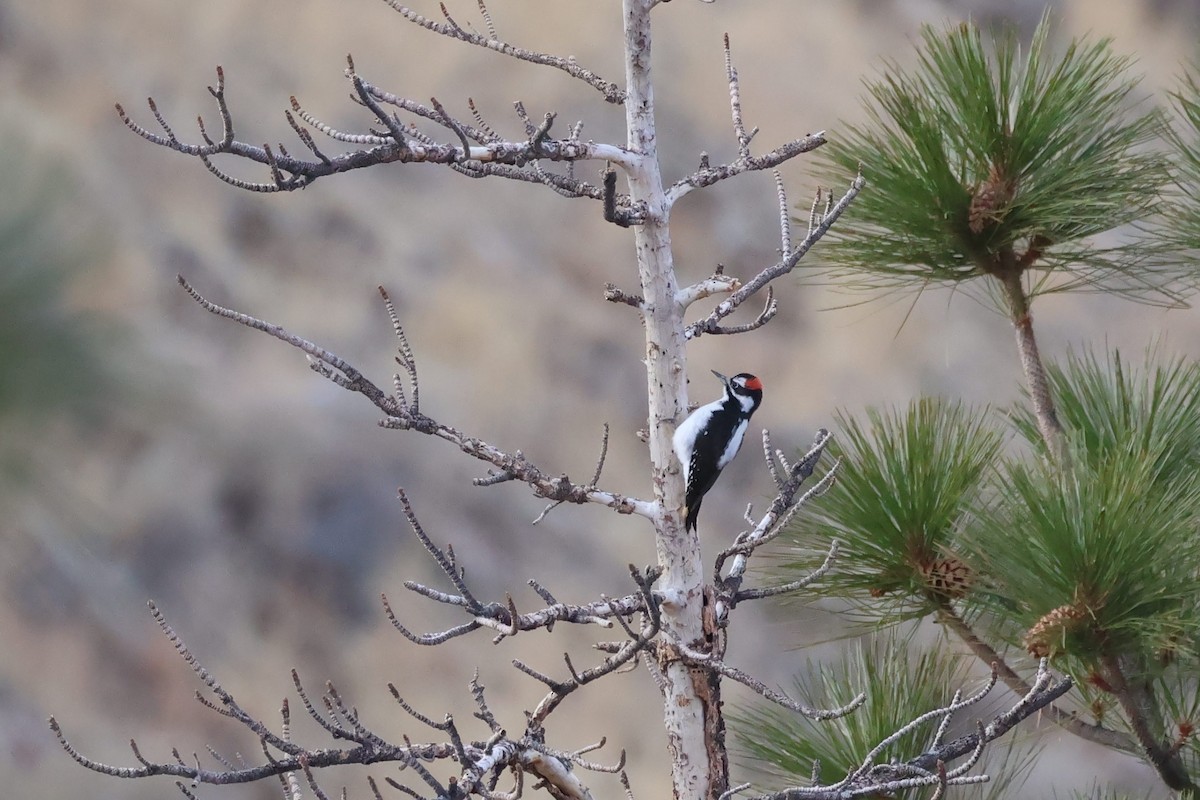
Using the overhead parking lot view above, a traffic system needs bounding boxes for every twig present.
[604,167,637,227]
[290,96,389,144]
[733,539,839,602]
[383,592,481,645]
[292,671,354,741]
[724,34,756,157]
[467,98,503,143]
[774,170,792,255]
[476,0,498,39]
[604,282,644,308]
[348,56,410,151]
[666,132,826,206]
[380,0,625,103]
[533,424,611,524]
[719,783,752,800]
[524,566,662,725]
[399,489,477,604]
[430,96,474,163]
[678,644,864,721]
[685,175,864,340]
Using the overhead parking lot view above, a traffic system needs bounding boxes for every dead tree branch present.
[677,645,864,721]
[380,0,625,103]
[712,429,838,623]
[684,176,865,338]
[746,661,1072,800]
[177,277,656,520]
[49,596,634,800]
[113,0,648,216]
[520,565,663,725]
[121,73,630,192]
[934,603,1137,753]
[380,489,658,645]
[664,36,826,206]
[667,131,826,206]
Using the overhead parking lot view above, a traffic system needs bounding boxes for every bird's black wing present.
[684,432,723,531]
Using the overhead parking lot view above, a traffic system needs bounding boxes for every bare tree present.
[50,3,1070,799]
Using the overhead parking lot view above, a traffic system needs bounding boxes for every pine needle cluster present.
[815,13,1179,305]
[780,399,1002,622]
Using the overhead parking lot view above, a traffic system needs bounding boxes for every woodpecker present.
[672,370,764,532]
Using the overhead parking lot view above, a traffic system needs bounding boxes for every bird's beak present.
[710,370,729,386]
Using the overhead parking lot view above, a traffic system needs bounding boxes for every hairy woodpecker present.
[672,370,764,532]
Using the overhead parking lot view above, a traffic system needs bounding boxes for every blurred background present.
[2,1,1199,797]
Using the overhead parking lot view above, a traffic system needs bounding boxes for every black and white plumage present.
[672,370,764,532]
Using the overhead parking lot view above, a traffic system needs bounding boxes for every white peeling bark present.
[621,3,716,800]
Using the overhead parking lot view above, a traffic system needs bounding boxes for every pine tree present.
[762,13,1200,797]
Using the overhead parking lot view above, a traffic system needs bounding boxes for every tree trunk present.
[621,3,724,800]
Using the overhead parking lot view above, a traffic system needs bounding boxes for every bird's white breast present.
[716,420,749,470]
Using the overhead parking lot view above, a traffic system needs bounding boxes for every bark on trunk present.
[621,3,725,799]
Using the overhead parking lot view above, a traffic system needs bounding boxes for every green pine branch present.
[814,11,1175,305]
[809,12,1183,461]
[781,397,1002,623]
[742,9,1200,797]
[772,351,1200,792]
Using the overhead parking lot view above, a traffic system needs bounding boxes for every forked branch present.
[376,488,661,649]
[935,602,1137,753]
[685,175,865,340]
[748,661,1073,800]
[177,277,655,520]
[49,599,630,800]
[118,13,638,211]
[380,0,625,104]
[713,429,839,622]
[519,565,663,725]
[665,36,827,206]
[677,644,865,721]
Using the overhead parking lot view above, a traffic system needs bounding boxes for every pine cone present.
[1023,603,1086,657]
[919,555,974,599]
[967,166,1015,234]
